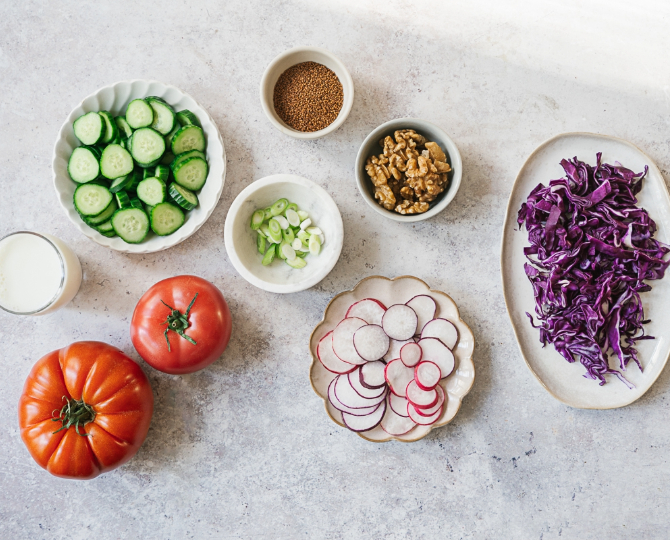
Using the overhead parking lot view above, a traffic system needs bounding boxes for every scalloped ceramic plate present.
[502,132,670,409]
[52,80,226,253]
[309,276,475,442]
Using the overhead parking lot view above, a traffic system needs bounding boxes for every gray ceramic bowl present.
[354,118,462,222]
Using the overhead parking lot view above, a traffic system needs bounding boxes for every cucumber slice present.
[130,197,143,209]
[154,165,170,182]
[147,97,176,135]
[150,202,185,236]
[160,151,175,165]
[271,198,289,216]
[96,220,114,233]
[109,174,132,193]
[127,168,143,192]
[115,190,131,208]
[250,210,265,230]
[85,199,118,225]
[143,168,153,180]
[112,208,150,243]
[257,233,266,254]
[137,177,167,206]
[99,111,118,144]
[74,184,113,217]
[170,150,206,171]
[87,145,102,160]
[100,144,134,179]
[171,125,205,154]
[126,99,154,129]
[262,245,276,266]
[114,116,133,138]
[286,256,307,269]
[73,112,104,145]
[176,110,201,127]
[169,183,198,210]
[130,127,166,168]
[68,146,100,183]
[100,229,117,238]
[172,157,208,191]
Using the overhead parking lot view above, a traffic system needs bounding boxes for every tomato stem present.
[51,396,96,436]
[160,293,199,352]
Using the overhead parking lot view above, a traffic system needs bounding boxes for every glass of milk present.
[0,231,82,316]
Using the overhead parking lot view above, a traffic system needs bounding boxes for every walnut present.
[365,128,451,215]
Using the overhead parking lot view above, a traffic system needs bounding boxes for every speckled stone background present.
[1,1,669,539]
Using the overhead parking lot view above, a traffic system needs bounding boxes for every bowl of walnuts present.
[354,118,462,222]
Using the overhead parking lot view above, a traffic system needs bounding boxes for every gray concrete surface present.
[1,1,669,538]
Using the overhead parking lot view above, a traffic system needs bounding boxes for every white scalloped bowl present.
[52,80,226,253]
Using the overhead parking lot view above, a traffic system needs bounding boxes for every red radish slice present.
[406,295,437,334]
[353,324,390,361]
[414,361,441,390]
[400,342,422,367]
[406,380,438,409]
[381,405,417,436]
[415,385,445,417]
[407,401,443,425]
[332,317,367,365]
[421,318,459,350]
[346,298,387,326]
[334,373,386,409]
[384,338,414,362]
[328,378,382,416]
[384,359,415,398]
[348,369,386,399]
[317,332,356,374]
[388,393,410,417]
[382,304,418,340]
[360,361,386,389]
[342,400,386,432]
[417,337,455,378]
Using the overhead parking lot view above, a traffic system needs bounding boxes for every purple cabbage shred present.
[517,153,670,387]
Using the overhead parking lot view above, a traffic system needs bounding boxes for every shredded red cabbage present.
[517,153,670,387]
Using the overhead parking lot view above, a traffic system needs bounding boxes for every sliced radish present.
[388,393,410,417]
[348,369,386,399]
[327,378,382,416]
[382,304,418,341]
[415,385,445,417]
[381,405,417,436]
[407,401,443,425]
[384,338,414,362]
[406,380,438,409]
[334,372,386,409]
[360,361,386,389]
[345,298,387,326]
[342,400,386,432]
[406,295,437,334]
[332,317,367,365]
[400,342,422,367]
[317,332,356,374]
[414,361,441,390]
[417,337,455,378]
[384,359,415,398]
[353,324,390,361]
[421,318,459,349]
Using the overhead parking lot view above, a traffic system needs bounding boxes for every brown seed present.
[273,61,344,132]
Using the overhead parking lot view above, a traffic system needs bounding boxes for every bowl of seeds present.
[260,46,354,139]
[355,118,463,223]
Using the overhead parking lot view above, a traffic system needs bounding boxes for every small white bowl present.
[224,174,344,293]
[52,80,226,254]
[259,47,354,139]
[354,118,463,222]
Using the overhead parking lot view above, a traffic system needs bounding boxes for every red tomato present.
[131,275,232,374]
[18,341,154,480]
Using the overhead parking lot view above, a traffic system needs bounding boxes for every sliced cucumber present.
[160,151,175,165]
[130,127,165,167]
[74,183,113,217]
[73,112,104,145]
[169,183,198,210]
[143,168,153,180]
[115,190,131,208]
[87,145,102,160]
[109,174,133,193]
[147,97,176,135]
[130,197,144,209]
[172,157,208,190]
[170,150,206,172]
[68,146,100,183]
[114,116,133,138]
[100,144,134,179]
[85,199,118,225]
[154,165,170,182]
[96,220,114,233]
[137,177,167,206]
[176,110,201,127]
[99,111,118,144]
[150,202,184,236]
[127,168,143,192]
[111,208,150,243]
[171,125,205,154]
[126,99,154,129]
[100,229,117,238]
